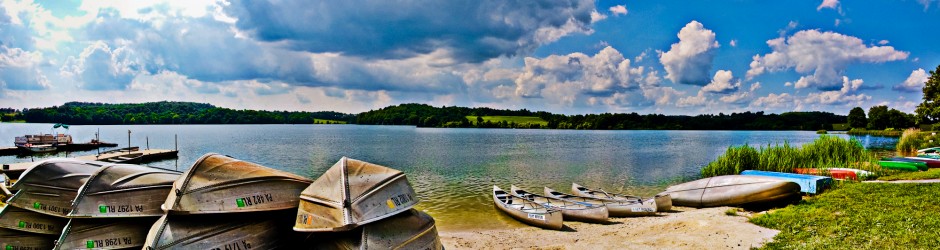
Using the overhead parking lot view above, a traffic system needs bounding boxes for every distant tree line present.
[1,101,852,130]
[356,103,846,130]
[6,101,355,125]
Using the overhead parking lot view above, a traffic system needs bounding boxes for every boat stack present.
[0,154,442,249]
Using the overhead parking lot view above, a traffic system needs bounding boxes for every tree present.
[868,105,889,130]
[847,107,867,129]
[916,65,940,123]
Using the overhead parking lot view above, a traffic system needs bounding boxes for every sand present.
[439,206,778,249]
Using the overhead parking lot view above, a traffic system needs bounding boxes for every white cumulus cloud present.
[817,0,840,11]
[659,20,719,86]
[893,68,929,93]
[609,5,628,16]
[701,70,741,94]
[746,30,908,90]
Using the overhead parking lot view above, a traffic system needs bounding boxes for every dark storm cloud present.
[224,0,596,63]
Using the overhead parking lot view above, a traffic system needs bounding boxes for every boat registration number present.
[631,207,655,213]
[527,213,546,221]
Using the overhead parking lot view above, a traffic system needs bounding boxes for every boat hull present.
[294,157,419,232]
[904,157,940,168]
[162,153,312,214]
[53,217,156,250]
[7,159,101,217]
[544,187,655,217]
[0,228,56,250]
[302,209,443,250]
[661,175,801,208]
[0,205,67,235]
[492,186,563,230]
[793,168,868,180]
[69,164,181,218]
[570,183,673,212]
[511,185,608,223]
[144,212,298,249]
[878,161,922,171]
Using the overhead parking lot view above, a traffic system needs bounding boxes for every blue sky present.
[0,0,937,115]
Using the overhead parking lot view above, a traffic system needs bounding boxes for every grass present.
[725,208,740,216]
[846,128,903,137]
[701,135,881,177]
[465,116,548,126]
[831,123,850,131]
[751,182,940,249]
[313,118,347,124]
[878,168,940,181]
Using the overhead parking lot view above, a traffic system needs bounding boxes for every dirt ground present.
[439,206,778,249]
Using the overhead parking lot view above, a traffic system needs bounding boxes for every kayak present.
[881,157,929,171]
[904,157,940,168]
[878,161,923,171]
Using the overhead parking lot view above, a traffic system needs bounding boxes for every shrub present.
[701,135,880,177]
[816,130,827,134]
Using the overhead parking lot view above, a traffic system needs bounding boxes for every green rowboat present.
[878,161,923,171]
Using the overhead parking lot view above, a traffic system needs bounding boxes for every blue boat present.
[740,170,833,194]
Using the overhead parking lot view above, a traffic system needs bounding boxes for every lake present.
[0,124,897,230]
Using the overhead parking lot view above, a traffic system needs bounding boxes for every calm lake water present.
[0,124,897,230]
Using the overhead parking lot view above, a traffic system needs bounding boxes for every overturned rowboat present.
[69,164,181,218]
[0,205,67,235]
[295,157,419,232]
[162,153,313,214]
[7,159,101,217]
[53,217,156,250]
[0,228,55,250]
[143,212,298,249]
[492,186,563,230]
[303,209,443,250]
[571,183,673,212]
[544,187,655,217]
[510,185,608,223]
[659,175,801,208]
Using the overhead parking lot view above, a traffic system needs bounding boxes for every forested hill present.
[356,103,846,130]
[3,101,846,130]
[13,101,354,124]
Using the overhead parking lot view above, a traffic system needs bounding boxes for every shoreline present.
[439,206,778,249]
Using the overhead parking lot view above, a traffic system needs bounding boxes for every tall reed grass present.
[701,135,880,177]
[896,128,940,156]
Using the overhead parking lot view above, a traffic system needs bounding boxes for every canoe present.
[878,161,923,171]
[0,228,56,250]
[53,217,156,250]
[144,211,298,249]
[571,183,673,212]
[510,185,608,222]
[741,170,832,194]
[295,157,419,232]
[492,186,563,230]
[881,158,929,171]
[904,157,940,168]
[7,159,101,217]
[301,209,444,250]
[793,168,857,180]
[917,147,940,155]
[69,164,181,218]
[659,175,801,208]
[0,205,67,235]
[544,187,655,217]
[162,153,313,214]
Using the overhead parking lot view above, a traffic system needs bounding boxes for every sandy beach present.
[440,206,778,249]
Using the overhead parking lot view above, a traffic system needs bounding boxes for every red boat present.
[793,168,858,180]
[903,157,940,168]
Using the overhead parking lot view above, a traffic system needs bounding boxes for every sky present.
[0,0,938,115]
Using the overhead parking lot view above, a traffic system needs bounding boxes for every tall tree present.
[847,107,867,129]
[868,105,890,130]
[916,65,940,123]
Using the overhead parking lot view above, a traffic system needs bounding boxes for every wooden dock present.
[1,149,178,177]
